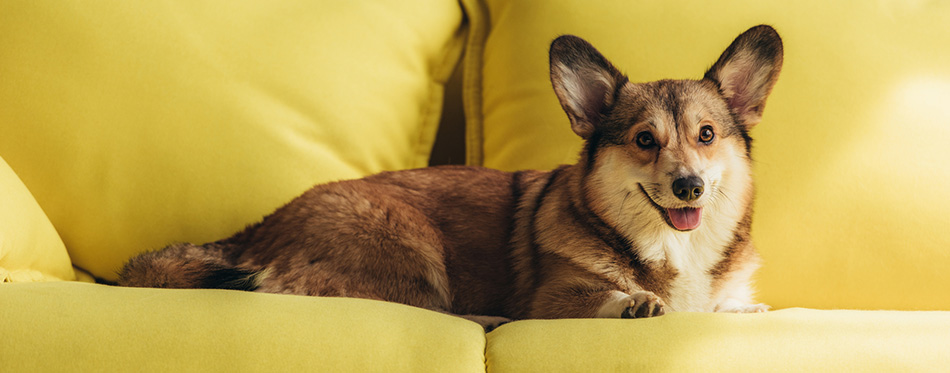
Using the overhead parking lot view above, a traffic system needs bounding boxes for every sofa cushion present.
[460,0,950,310]
[0,156,74,282]
[0,0,464,281]
[485,309,950,371]
[0,282,486,372]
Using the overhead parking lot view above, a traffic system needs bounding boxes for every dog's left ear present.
[550,35,626,139]
[705,25,784,127]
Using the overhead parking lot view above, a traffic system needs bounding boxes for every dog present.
[119,25,783,330]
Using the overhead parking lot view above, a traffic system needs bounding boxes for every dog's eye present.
[635,132,656,148]
[699,126,715,144]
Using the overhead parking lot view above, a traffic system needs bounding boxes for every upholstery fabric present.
[0,0,465,280]
[485,308,950,372]
[0,156,74,282]
[0,282,486,372]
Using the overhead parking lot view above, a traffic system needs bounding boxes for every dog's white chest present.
[638,228,728,312]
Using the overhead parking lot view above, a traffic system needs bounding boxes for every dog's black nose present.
[672,176,704,202]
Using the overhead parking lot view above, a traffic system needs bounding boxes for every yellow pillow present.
[0,0,464,281]
[0,156,75,282]
[461,0,950,310]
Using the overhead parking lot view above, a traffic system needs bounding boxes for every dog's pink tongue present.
[667,207,702,231]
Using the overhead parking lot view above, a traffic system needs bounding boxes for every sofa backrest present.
[0,0,465,281]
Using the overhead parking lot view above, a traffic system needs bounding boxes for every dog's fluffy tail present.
[117,243,265,291]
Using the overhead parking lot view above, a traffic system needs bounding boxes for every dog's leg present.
[452,314,512,332]
[711,255,770,313]
[715,298,769,313]
[529,287,666,319]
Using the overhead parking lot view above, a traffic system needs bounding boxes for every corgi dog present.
[119,25,783,329]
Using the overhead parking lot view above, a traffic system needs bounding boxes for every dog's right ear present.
[704,25,783,127]
[550,35,626,139]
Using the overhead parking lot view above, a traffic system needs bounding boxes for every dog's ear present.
[550,35,626,139]
[704,25,783,127]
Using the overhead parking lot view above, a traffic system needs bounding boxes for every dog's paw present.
[620,291,666,319]
[460,315,512,332]
[718,302,770,313]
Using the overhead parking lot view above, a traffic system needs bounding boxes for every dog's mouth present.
[637,184,703,231]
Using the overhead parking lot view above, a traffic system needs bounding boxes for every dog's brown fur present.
[119,26,783,329]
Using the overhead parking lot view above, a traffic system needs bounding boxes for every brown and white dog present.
[119,25,783,330]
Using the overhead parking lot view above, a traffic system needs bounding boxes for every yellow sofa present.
[3,0,950,371]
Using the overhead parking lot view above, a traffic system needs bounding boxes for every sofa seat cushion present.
[0,282,486,372]
[485,309,950,372]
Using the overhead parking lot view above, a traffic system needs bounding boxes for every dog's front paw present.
[717,301,770,313]
[620,291,666,319]
[459,315,512,332]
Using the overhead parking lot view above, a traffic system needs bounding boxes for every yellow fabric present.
[486,309,950,372]
[72,265,97,283]
[0,282,486,372]
[0,0,464,281]
[461,0,950,310]
[0,156,74,282]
